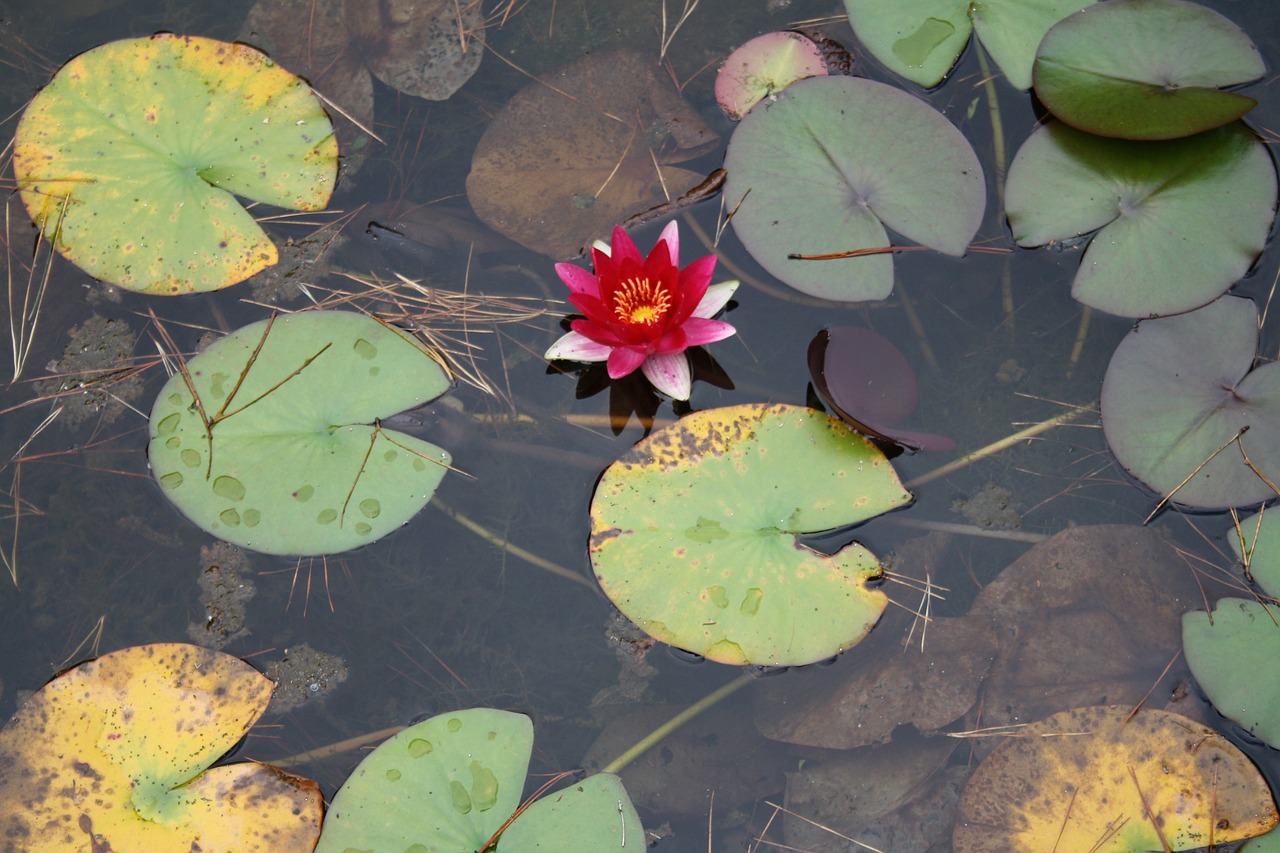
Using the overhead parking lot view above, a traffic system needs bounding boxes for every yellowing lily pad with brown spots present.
[0,643,322,851]
[13,33,338,294]
[590,403,912,666]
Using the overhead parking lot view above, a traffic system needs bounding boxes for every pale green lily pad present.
[13,34,338,295]
[1230,512,1280,599]
[148,311,452,556]
[1006,120,1275,317]
[843,0,1095,90]
[1183,599,1280,750]
[315,708,644,853]
[589,403,912,666]
[1033,0,1263,140]
[723,76,984,302]
[1100,296,1280,510]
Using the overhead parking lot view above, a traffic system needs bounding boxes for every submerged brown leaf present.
[344,0,484,100]
[467,49,719,258]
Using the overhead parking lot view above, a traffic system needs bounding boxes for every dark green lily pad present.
[148,311,452,556]
[1100,296,1280,509]
[723,76,984,302]
[843,0,1095,90]
[1005,120,1275,317]
[1230,511,1280,599]
[1033,0,1263,140]
[589,403,913,666]
[314,709,644,853]
[13,34,338,295]
[1184,599,1280,750]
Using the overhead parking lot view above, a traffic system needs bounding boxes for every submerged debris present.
[35,314,142,426]
[186,542,257,650]
[952,482,1021,530]
[266,643,348,714]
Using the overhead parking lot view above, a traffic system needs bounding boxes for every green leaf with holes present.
[315,709,644,853]
[148,311,451,556]
[843,0,1095,90]
[589,403,912,666]
[13,33,337,295]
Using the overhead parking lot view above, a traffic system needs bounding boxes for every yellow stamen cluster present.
[613,277,671,326]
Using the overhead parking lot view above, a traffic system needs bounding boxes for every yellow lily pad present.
[0,643,322,851]
[953,705,1277,852]
[13,34,338,294]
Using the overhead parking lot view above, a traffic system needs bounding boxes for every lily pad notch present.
[148,311,454,556]
[13,33,338,294]
[590,403,913,666]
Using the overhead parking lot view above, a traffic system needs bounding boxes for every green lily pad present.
[1184,599,1280,750]
[1005,120,1275,317]
[0,643,323,851]
[723,76,984,302]
[13,34,338,295]
[1100,296,1280,510]
[1230,511,1280,599]
[589,403,912,666]
[315,708,644,853]
[148,311,452,556]
[1033,0,1263,140]
[843,0,1095,90]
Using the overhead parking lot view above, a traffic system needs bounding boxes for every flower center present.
[612,277,671,326]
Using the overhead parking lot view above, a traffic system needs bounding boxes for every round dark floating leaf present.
[808,327,954,453]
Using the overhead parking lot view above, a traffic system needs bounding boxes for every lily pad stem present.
[601,672,754,775]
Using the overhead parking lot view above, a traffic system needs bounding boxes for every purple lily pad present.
[808,327,955,453]
[1100,295,1280,509]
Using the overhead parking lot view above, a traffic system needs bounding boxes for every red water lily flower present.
[545,221,738,400]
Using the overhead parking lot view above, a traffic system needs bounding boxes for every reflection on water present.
[0,0,1277,850]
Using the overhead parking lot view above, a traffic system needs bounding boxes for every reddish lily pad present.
[467,49,718,258]
[1101,296,1280,509]
[0,643,322,851]
[13,34,338,295]
[715,32,828,121]
[589,403,912,666]
[808,327,955,452]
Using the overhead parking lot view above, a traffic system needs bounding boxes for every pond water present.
[1,0,1278,850]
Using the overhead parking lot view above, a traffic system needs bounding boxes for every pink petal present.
[642,352,693,400]
[570,317,623,347]
[680,317,737,347]
[609,226,644,267]
[555,262,601,296]
[693,280,740,318]
[655,220,680,266]
[679,253,717,292]
[606,346,648,379]
[545,331,614,362]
